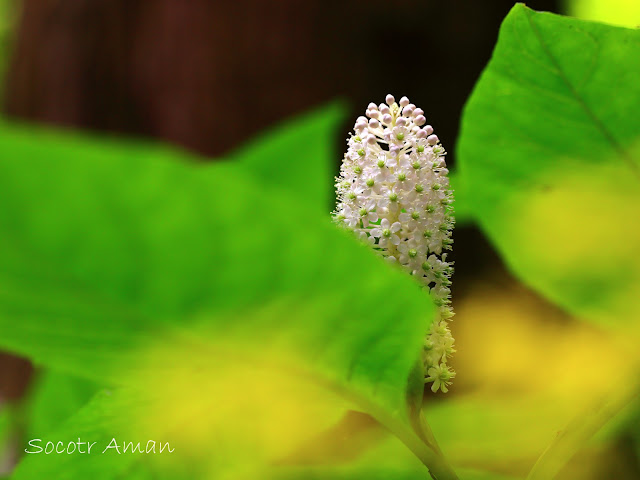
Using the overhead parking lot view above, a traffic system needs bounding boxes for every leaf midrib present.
[522,7,640,179]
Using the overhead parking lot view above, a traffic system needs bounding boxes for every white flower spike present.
[333,95,456,393]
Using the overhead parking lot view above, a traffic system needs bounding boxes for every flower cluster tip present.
[333,94,456,393]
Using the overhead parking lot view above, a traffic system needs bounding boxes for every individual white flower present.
[361,175,381,196]
[358,230,376,246]
[358,200,379,228]
[388,125,410,146]
[394,167,415,191]
[397,238,427,272]
[425,364,456,393]
[341,206,359,229]
[378,186,403,213]
[332,94,456,392]
[399,207,423,232]
[370,218,402,248]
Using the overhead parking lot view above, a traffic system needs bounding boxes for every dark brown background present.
[3,0,559,159]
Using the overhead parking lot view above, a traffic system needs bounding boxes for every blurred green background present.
[0,1,638,479]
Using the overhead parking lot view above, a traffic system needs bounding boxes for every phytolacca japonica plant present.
[333,94,456,393]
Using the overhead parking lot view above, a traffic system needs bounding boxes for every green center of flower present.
[366,179,375,187]
[417,145,425,153]
[389,193,398,202]
[377,159,386,168]
[426,204,436,213]
[354,136,361,142]
[396,132,405,141]
[415,184,424,193]
[348,192,356,200]
[411,211,420,220]
[357,149,365,157]
[397,173,406,181]
[432,183,441,191]
[422,262,431,271]
[408,248,417,258]
[412,162,421,169]
[382,228,391,237]
[423,229,433,238]
[353,166,362,174]
[359,208,368,217]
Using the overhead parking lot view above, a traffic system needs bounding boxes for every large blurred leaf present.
[11,391,138,480]
[0,114,438,477]
[12,391,508,480]
[457,4,640,327]
[25,371,98,441]
[229,102,345,210]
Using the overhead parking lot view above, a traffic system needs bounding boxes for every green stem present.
[388,411,459,480]
[328,378,458,480]
[526,379,640,480]
[415,412,459,480]
[403,385,458,480]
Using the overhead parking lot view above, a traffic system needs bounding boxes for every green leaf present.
[13,398,482,480]
[11,390,148,480]
[457,4,640,327]
[0,115,439,477]
[25,371,98,441]
[229,102,345,211]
